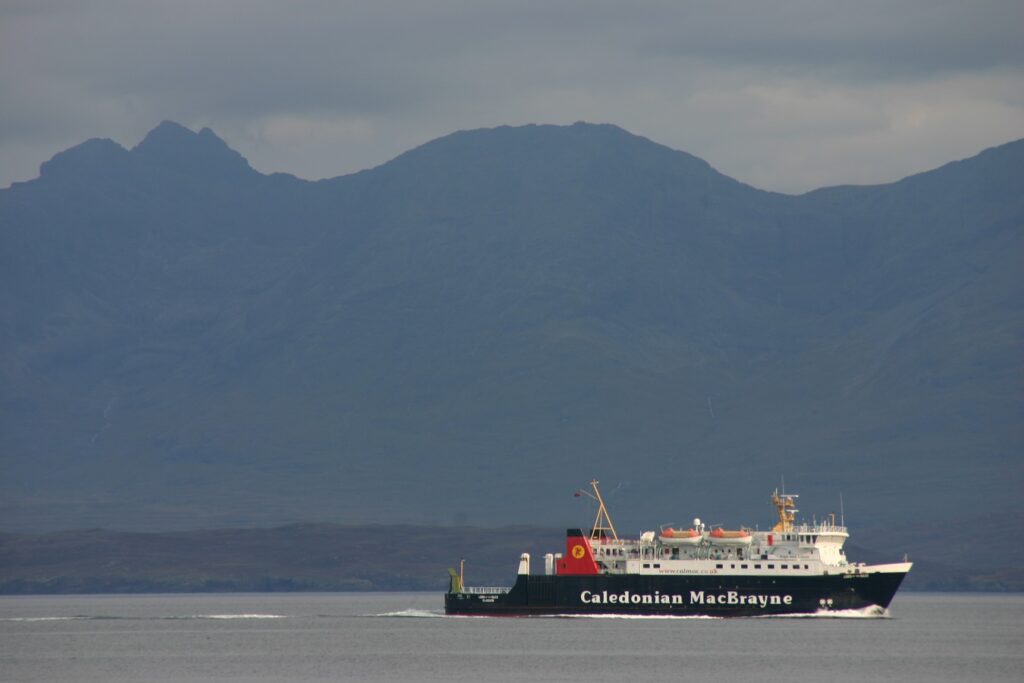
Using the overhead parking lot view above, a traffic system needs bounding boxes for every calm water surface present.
[1,592,1021,682]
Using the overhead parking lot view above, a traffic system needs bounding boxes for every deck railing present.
[792,522,848,534]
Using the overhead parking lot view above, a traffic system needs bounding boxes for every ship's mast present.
[585,479,619,542]
[771,488,798,532]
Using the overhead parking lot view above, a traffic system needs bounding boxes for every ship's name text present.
[579,590,793,608]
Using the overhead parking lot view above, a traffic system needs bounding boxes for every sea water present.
[1,592,1021,682]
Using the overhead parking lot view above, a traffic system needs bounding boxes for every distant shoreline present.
[3,524,1020,594]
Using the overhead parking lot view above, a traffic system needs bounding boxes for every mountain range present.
[1,121,1021,561]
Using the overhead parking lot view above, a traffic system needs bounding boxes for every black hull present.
[445,571,909,617]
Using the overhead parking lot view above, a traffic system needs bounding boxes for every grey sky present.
[2,1,1022,193]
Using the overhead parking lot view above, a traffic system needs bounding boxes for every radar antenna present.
[772,488,798,532]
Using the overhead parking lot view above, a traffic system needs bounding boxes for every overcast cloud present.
[2,0,1022,193]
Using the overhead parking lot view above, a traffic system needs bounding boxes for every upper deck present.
[544,482,859,578]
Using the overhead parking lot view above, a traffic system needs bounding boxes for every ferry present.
[445,480,911,617]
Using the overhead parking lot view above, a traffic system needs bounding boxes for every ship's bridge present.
[766,522,848,564]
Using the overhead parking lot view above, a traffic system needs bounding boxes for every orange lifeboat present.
[658,527,702,546]
[707,528,752,546]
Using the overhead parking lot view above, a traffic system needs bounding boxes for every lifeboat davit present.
[659,528,702,546]
[707,528,752,546]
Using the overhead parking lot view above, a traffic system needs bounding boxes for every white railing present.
[792,523,847,534]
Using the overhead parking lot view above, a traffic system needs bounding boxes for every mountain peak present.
[373,121,722,195]
[38,137,129,181]
[137,120,195,144]
[131,120,252,176]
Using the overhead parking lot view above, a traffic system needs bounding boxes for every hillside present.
[2,523,1017,594]
[1,122,1021,549]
